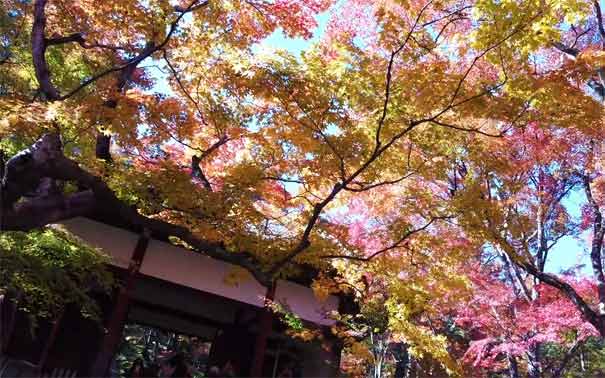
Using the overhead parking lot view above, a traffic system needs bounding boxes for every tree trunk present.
[583,175,605,336]
[507,353,520,378]
[393,343,410,378]
[526,343,542,378]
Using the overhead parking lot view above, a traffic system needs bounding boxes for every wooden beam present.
[89,230,150,376]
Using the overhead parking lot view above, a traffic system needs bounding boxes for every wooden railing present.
[42,368,78,378]
[0,355,77,378]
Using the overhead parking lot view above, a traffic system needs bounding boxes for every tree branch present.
[375,0,433,148]
[3,190,95,230]
[320,216,447,261]
[518,259,601,334]
[343,175,413,192]
[1,134,272,286]
[550,338,585,378]
[31,0,209,101]
[594,0,605,48]
[191,155,212,190]
[428,118,505,138]
[552,42,580,57]
[32,0,60,100]
[163,50,207,123]
[45,33,85,46]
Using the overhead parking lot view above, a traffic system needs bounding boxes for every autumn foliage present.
[3,0,605,376]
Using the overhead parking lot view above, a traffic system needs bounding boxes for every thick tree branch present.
[191,155,212,190]
[518,260,602,334]
[32,0,60,100]
[3,190,95,230]
[189,135,230,190]
[486,216,602,332]
[45,33,85,46]
[552,42,580,56]
[1,134,271,286]
[504,246,604,336]
[31,0,209,101]
[95,134,112,161]
[45,33,126,52]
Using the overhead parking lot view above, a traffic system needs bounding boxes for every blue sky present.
[148,11,330,94]
[261,18,592,276]
[150,8,592,276]
[545,190,591,275]
[255,11,330,54]
[546,233,589,274]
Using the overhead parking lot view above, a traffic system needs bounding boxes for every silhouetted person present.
[160,353,190,378]
[207,366,221,377]
[277,362,295,378]
[127,358,145,378]
[221,361,237,377]
[144,362,160,377]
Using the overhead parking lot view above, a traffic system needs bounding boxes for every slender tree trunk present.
[1,149,5,232]
[583,175,605,336]
[393,343,410,378]
[526,343,542,378]
[369,332,386,378]
[411,358,419,378]
[552,339,584,378]
[507,353,520,378]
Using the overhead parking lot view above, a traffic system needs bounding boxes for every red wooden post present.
[0,294,8,353]
[1,293,20,354]
[90,230,150,376]
[37,311,64,369]
[250,282,276,377]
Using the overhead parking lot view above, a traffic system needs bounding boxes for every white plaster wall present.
[275,280,338,326]
[140,239,267,308]
[57,218,138,269]
[56,218,338,326]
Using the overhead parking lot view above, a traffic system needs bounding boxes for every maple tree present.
[454,264,597,377]
[3,0,605,376]
[443,0,605,374]
[441,121,589,376]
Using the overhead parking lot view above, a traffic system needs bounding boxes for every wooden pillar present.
[250,282,276,377]
[37,311,64,369]
[90,230,150,376]
[0,294,8,353]
[1,293,19,355]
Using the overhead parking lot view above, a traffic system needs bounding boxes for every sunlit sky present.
[150,8,592,276]
[547,191,591,275]
[265,14,595,275]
